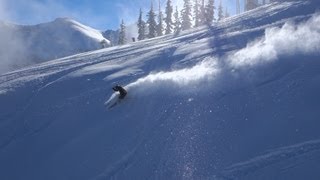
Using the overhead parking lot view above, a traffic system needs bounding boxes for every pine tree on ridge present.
[138,8,146,41]
[118,19,126,45]
[157,0,164,36]
[174,6,181,33]
[181,0,192,30]
[165,0,174,34]
[147,2,157,38]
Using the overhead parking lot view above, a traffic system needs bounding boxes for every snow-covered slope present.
[0,1,320,179]
[0,18,110,74]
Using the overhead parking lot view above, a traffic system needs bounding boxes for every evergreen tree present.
[157,0,164,36]
[173,6,181,33]
[218,0,224,21]
[199,0,206,25]
[194,0,201,27]
[205,0,215,24]
[118,19,126,45]
[147,2,157,38]
[137,8,146,41]
[165,0,173,34]
[181,0,192,30]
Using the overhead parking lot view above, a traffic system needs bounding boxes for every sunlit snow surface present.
[1,1,320,180]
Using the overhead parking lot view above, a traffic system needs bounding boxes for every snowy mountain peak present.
[53,17,74,22]
[52,17,110,44]
[51,17,79,26]
[0,18,110,74]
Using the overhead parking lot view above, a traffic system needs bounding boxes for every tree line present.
[118,0,231,45]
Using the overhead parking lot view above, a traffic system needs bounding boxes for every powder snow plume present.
[228,13,320,68]
[126,58,220,92]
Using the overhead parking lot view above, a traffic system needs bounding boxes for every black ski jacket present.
[112,85,127,99]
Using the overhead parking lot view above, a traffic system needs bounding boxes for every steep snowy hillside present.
[0,18,110,74]
[0,1,320,180]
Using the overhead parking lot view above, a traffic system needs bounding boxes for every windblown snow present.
[0,1,320,180]
[229,13,320,67]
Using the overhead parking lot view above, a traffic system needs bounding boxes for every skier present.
[112,85,127,99]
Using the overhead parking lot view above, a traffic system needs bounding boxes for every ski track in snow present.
[219,139,320,179]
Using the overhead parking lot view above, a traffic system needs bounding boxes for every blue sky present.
[0,0,244,30]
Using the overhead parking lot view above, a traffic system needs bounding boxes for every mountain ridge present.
[0,18,110,74]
